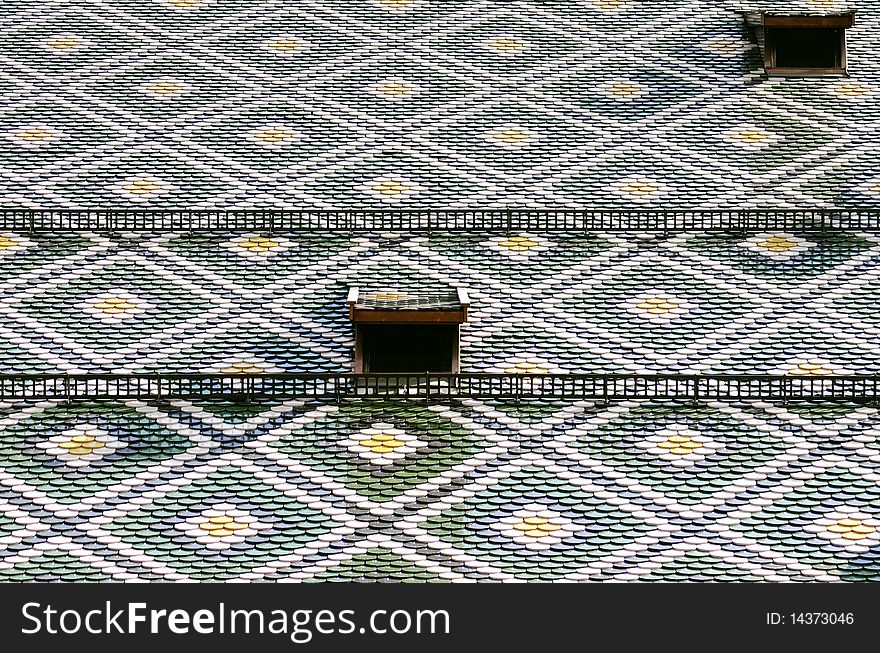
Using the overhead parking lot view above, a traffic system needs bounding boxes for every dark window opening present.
[360,324,457,373]
[767,27,844,69]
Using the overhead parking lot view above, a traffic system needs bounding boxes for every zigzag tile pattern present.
[1,397,879,582]
[0,231,879,376]
[1,0,879,209]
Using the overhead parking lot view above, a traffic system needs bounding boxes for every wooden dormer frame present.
[347,287,469,324]
[348,287,469,373]
[761,13,856,28]
[761,11,856,77]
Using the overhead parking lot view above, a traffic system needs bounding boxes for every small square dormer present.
[759,10,856,76]
[347,288,469,373]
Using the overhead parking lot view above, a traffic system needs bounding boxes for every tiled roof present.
[3,0,880,583]
[1,397,879,582]
[354,288,462,311]
[748,1,857,14]
[0,230,878,376]
[2,0,880,209]
[4,230,880,581]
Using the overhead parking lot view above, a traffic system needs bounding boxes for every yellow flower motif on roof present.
[0,233,33,256]
[812,509,880,551]
[239,236,279,253]
[343,423,427,465]
[251,127,295,146]
[636,297,679,315]
[208,354,282,375]
[513,516,562,538]
[179,505,266,549]
[93,297,138,315]
[117,176,167,200]
[494,128,529,144]
[375,81,414,96]
[122,180,162,195]
[116,174,171,201]
[606,81,642,97]
[592,0,627,9]
[374,179,411,194]
[505,360,549,374]
[621,181,657,195]
[8,124,62,148]
[859,178,880,197]
[498,235,539,251]
[487,233,552,257]
[740,233,815,259]
[164,0,205,8]
[638,425,719,467]
[490,128,530,145]
[789,362,834,377]
[756,236,798,253]
[221,360,266,374]
[731,129,768,144]
[598,79,645,101]
[199,515,249,538]
[58,434,106,456]
[143,80,187,97]
[619,179,660,197]
[725,127,775,148]
[46,35,85,51]
[487,37,525,52]
[358,432,406,454]
[371,179,413,196]
[494,506,576,550]
[629,292,687,321]
[37,425,121,467]
[377,0,418,9]
[658,434,702,455]
[266,37,303,53]
[14,127,53,142]
[85,291,148,322]
[827,518,876,540]
[225,234,291,258]
[497,353,565,375]
[835,82,870,98]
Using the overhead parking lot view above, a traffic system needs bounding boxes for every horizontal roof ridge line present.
[0,372,877,402]
[2,208,880,232]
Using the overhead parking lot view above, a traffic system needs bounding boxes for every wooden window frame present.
[762,14,855,28]
[348,287,469,373]
[761,12,854,77]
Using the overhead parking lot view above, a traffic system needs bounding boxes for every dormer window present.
[348,288,469,373]
[762,12,855,76]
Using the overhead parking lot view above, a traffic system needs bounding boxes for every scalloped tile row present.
[1,0,879,209]
[1,397,879,582]
[1,231,880,375]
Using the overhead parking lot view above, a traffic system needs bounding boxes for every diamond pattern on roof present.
[2,0,880,584]
[0,231,879,375]
[2,0,879,208]
[0,397,878,582]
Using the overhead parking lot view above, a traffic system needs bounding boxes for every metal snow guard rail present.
[2,209,880,232]
[1,373,879,401]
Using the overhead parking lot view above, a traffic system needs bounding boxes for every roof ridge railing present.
[1,209,880,232]
[0,372,878,402]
